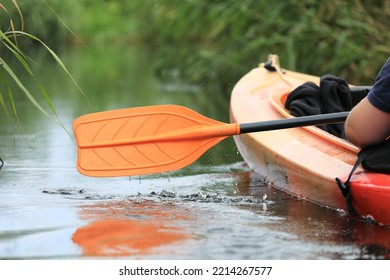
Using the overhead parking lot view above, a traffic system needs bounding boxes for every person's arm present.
[345,97,390,147]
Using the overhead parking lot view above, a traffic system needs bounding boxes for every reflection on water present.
[1,45,390,259]
[73,200,191,257]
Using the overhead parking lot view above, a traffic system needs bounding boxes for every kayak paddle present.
[73,104,348,177]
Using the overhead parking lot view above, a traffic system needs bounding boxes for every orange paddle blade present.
[73,105,240,177]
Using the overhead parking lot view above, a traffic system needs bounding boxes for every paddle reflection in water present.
[72,200,192,257]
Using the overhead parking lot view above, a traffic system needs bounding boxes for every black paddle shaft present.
[239,112,349,134]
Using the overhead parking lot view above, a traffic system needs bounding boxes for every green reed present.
[0,0,86,138]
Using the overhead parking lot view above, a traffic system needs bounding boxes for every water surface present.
[1,45,390,259]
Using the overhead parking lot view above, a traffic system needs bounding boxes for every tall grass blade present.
[1,29,89,138]
[0,30,33,64]
[10,0,24,31]
[0,55,73,137]
[1,29,90,108]
[0,75,14,121]
[42,0,85,46]
[0,57,51,119]
[0,72,33,149]
[10,31,91,107]
[0,89,11,120]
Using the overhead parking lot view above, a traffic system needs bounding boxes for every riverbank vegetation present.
[2,0,390,95]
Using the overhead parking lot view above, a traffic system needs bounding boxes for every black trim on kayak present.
[263,60,277,72]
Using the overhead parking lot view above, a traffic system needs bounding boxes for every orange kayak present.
[230,55,390,225]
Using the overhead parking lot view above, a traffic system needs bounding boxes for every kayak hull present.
[230,61,390,225]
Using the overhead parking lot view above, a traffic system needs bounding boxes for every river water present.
[1,45,390,260]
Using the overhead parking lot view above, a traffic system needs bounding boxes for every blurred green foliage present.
[0,0,85,135]
[126,0,390,88]
[3,0,390,89]
[0,0,77,47]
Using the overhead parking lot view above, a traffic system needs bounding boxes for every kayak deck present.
[230,57,390,225]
